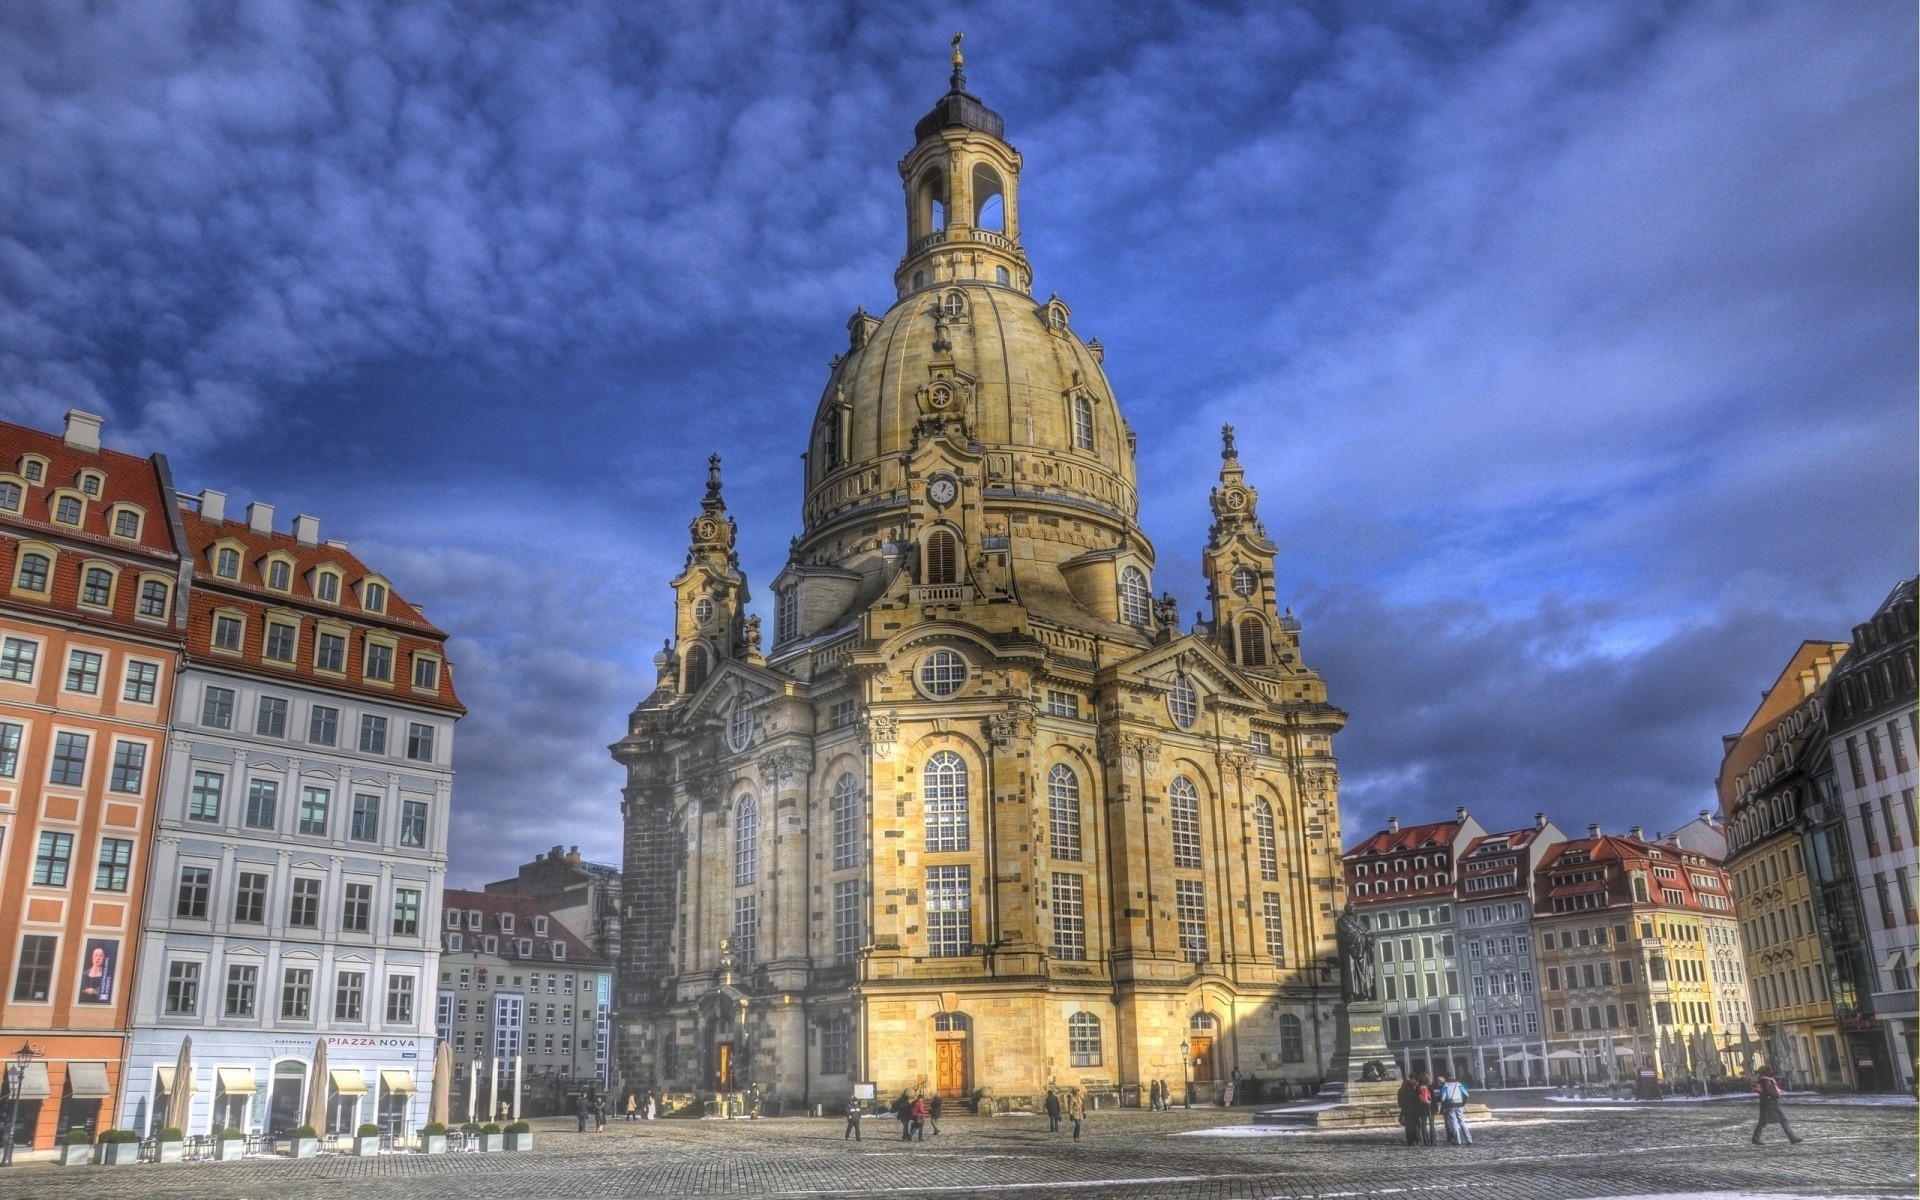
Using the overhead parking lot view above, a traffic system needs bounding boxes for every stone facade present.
[610,51,1348,1110]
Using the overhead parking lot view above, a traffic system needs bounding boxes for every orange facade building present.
[0,412,186,1149]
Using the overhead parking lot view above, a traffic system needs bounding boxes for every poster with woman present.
[77,939,116,1004]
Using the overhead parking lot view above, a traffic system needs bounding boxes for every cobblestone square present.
[6,1094,1914,1200]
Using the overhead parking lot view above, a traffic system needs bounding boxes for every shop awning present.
[65,1062,110,1098]
[330,1069,368,1095]
[1885,950,1907,971]
[11,1061,51,1099]
[154,1065,175,1091]
[216,1067,257,1094]
[379,1069,418,1094]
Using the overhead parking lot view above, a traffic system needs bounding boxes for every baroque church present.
[611,42,1349,1108]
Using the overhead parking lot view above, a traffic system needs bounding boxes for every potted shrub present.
[155,1126,184,1163]
[353,1122,382,1156]
[478,1121,504,1152]
[58,1127,93,1166]
[418,1121,447,1154]
[289,1123,321,1158]
[504,1120,533,1151]
[96,1128,141,1165]
[216,1126,246,1160]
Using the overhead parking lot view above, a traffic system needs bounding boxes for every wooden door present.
[935,1040,967,1097]
[1189,1036,1214,1083]
[716,1042,735,1091]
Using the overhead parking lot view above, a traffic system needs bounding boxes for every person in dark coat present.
[1045,1087,1062,1132]
[894,1090,914,1141]
[576,1094,591,1133]
[1395,1076,1421,1146]
[909,1095,928,1142]
[844,1095,862,1141]
[928,1094,942,1136]
[1751,1072,1802,1144]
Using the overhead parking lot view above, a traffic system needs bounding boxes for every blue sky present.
[1,1,1911,885]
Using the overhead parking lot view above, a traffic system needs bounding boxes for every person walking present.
[844,1095,863,1141]
[909,1094,928,1142]
[1751,1072,1802,1145]
[1150,1079,1162,1112]
[928,1094,942,1136]
[594,1096,608,1132]
[1066,1087,1086,1142]
[1439,1075,1473,1145]
[1418,1075,1437,1146]
[1396,1075,1421,1146]
[576,1094,591,1133]
[895,1090,914,1142]
[625,1093,638,1121]
[647,1090,658,1120]
[1044,1087,1062,1132]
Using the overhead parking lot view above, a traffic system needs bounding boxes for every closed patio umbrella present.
[429,1042,452,1128]
[303,1039,329,1133]
[165,1037,196,1132]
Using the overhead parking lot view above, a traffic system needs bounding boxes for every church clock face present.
[927,474,958,508]
[1223,487,1248,511]
[695,518,718,540]
[1232,566,1258,597]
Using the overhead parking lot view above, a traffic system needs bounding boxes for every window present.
[290,878,321,927]
[1263,892,1286,959]
[926,865,972,956]
[1238,616,1270,666]
[1168,673,1198,728]
[299,786,330,835]
[138,579,169,618]
[0,637,37,682]
[359,714,387,754]
[386,974,415,1024]
[1052,873,1086,960]
[256,695,288,738]
[347,793,380,842]
[64,649,101,694]
[1280,1014,1304,1063]
[1045,690,1079,718]
[233,871,268,922]
[831,774,860,870]
[365,642,394,681]
[1254,800,1278,881]
[362,581,388,612]
[400,800,429,848]
[732,894,757,962]
[316,571,340,603]
[225,965,258,1017]
[0,482,16,512]
[341,882,372,932]
[924,529,958,585]
[1119,566,1150,627]
[833,879,862,964]
[122,659,158,703]
[78,473,100,496]
[201,686,234,728]
[189,770,222,821]
[80,567,112,607]
[212,614,243,650]
[924,751,970,851]
[1048,765,1082,860]
[54,495,81,525]
[316,633,346,672]
[109,740,146,793]
[174,865,212,918]
[94,837,132,891]
[726,704,752,753]
[12,935,55,1001]
[14,552,49,592]
[775,587,798,644]
[1067,1011,1102,1066]
[334,971,365,1021]
[1170,777,1202,869]
[264,622,297,662]
[33,831,73,886]
[1175,879,1208,962]
[412,654,440,690]
[398,721,433,762]
[1071,393,1095,451]
[734,796,759,886]
[165,961,201,1014]
[43,729,87,787]
[308,705,338,746]
[821,1015,851,1075]
[246,779,278,829]
[918,649,966,696]
[1250,730,1271,754]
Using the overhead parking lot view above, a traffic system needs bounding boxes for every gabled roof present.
[0,418,178,560]
[440,888,605,967]
[181,508,439,631]
[1345,818,1461,858]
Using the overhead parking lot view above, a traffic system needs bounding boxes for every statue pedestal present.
[1257,1001,1405,1128]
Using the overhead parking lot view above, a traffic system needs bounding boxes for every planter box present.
[478,1133,504,1152]
[289,1136,320,1159]
[418,1134,446,1155]
[216,1138,247,1160]
[59,1142,94,1166]
[96,1141,140,1165]
[505,1131,533,1151]
[353,1136,381,1156]
[156,1140,183,1163]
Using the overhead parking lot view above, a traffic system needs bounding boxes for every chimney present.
[63,410,103,452]
[200,489,227,523]
[1455,806,1468,822]
[293,514,320,546]
[1587,823,1601,839]
[1387,816,1400,833]
[1630,825,1645,840]
[246,501,274,534]
[1534,812,1547,830]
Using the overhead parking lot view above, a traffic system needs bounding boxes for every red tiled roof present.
[441,888,604,966]
[181,509,437,630]
[1343,819,1460,858]
[0,420,178,559]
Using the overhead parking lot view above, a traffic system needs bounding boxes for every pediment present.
[681,656,796,720]
[1106,636,1269,708]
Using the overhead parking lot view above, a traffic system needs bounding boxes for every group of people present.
[1042,1087,1090,1140]
[622,1090,662,1121]
[1145,1079,1180,1111]
[575,1093,608,1132]
[846,1090,944,1142]
[1395,1073,1473,1146]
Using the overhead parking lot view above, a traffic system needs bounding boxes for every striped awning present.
[379,1069,418,1094]
[216,1067,257,1094]
[65,1062,110,1098]
[330,1069,368,1095]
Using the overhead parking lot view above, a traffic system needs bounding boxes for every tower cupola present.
[895,34,1032,299]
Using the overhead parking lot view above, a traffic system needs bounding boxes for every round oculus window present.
[1168,673,1198,729]
[727,705,752,752]
[918,649,968,697]
[694,597,715,624]
[1231,567,1258,597]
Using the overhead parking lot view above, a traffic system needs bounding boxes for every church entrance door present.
[1189,1036,1214,1083]
[714,1042,736,1092]
[935,1040,968,1098]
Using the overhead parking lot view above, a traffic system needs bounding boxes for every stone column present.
[986,702,1043,975]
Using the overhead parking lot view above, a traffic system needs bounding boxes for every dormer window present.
[551,942,566,961]
[315,570,341,603]
[1119,566,1150,627]
[21,459,43,484]
[412,654,440,691]
[499,913,515,934]
[364,641,394,682]
[446,910,461,929]
[466,910,481,931]
[0,483,19,512]
[362,580,388,613]
[1071,393,1094,451]
[53,496,82,525]
[266,559,292,590]
[215,547,240,579]
[77,472,102,497]
[112,508,140,539]
[532,916,548,936]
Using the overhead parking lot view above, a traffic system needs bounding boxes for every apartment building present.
[1456,816,1565,1085]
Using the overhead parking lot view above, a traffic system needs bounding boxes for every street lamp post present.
[1179,1040,1191,1110]
[2,1042,42,1167]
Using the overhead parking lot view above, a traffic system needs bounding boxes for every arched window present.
[80,566,112,607]
[734,796,758,886]
[1190,1012,1216,1032]
[15,552,48,592]
[1119,566,1150,627]
[924,751,969,852]
[775,586,798,644]
[919,168,947,233]
[1280,1014,1304,1062]
[1168,673,1198,728]
[1254,800,1278,882]
[831,773,861,870]
[727,703,752,752]
[1071,393,1094,452]
[1170,777,1202,869]
[1047,765,1081,861]
[1067,1012,1102,1067]
[1238,616,1269,667]
[972,164,1005,231]
[924,529,958,585]
[683,643,710,692]
[933,1011,970,1033]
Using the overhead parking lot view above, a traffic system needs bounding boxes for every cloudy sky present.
[2,1,1911,885]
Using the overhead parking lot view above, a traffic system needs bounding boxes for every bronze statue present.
[1336,906,1377,1002]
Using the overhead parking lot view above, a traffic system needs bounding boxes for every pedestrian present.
[594,1097,607,1132]
[928,1094,942,1136]
[576,1094,591,1133]
[895,1090,913,1141]
[1439,1075,1473,1145]
[625,1092,638,1121]
[845,1095,863,1141]
[1222,1078,1235,1107]
[1750,1071,1802,1145]
[1417,1074,1437,1146]
[1066,1087,1086,1141]
[647,1091,658,1120]
[1044,1087,1062,1132]
[909,1094,928,1142]
[1396,1075,1421,1146]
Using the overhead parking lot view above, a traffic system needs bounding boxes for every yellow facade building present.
[610,45,1348,1108]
